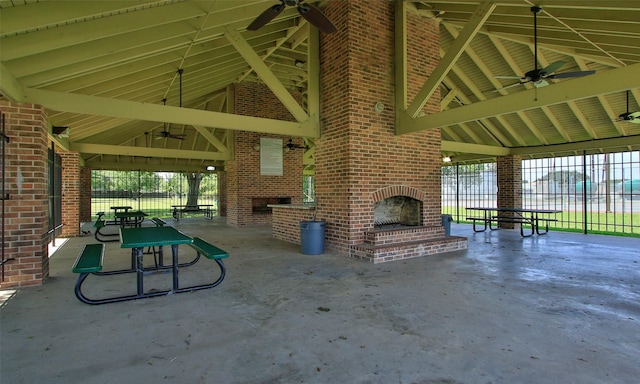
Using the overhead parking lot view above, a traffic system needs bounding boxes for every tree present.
[185,172,204,206]
[199,173,218,195]
[139,172,161,192]
[92,171,115,191]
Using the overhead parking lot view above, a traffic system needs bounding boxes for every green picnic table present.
[72,226,229,305]
[114,210,148,228]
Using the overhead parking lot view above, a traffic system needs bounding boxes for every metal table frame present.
[466,207,561,237]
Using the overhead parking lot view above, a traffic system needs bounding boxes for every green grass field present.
[92,197,218,219]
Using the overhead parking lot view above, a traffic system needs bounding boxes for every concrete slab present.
[1,218,639,383]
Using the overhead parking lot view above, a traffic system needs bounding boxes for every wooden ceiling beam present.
[20,87,317,137]
[224,26,309,123]
[405,0,496,119]
[72,143,232,161]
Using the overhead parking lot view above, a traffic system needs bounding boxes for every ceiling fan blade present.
[248,3,285,31]
[169,135,186,140]
[548,70,596,79]
[542,60,566,75]
[297,3,337,34]
[494,75,523,79]
[493,82,524,92]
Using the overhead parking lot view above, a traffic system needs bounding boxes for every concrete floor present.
[1,218,639,384]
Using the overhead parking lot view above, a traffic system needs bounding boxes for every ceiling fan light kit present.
[616,90,640,124]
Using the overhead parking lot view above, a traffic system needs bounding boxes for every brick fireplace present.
[313,1,467,262]
[351,186,466,263]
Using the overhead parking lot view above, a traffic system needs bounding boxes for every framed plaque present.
[260,137,283,176]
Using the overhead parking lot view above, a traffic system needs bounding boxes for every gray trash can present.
[300,220,326,254]
[441,214,453,236]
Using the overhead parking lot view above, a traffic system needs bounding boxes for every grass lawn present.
[92,197,218,219]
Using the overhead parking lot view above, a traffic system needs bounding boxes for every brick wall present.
[316,1,442,255]
[59,151,80,237]
[226,83,304,227]
[0,101,50,288]
[271,207,316,245]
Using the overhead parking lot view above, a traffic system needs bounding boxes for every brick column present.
[217,171,227,217]
[60,151,80,237]
[0,100,50,288]
[79,167,92,222]
[316,1,442,255]
[497,155,523,228]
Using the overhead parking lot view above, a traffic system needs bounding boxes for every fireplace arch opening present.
[374,195,422,229]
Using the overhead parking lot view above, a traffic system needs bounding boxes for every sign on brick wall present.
[260,137,283,176]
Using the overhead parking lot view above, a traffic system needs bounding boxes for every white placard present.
[260,137,283,176]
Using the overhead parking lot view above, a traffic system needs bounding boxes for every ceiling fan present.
[495,6,595,90]
[156,69,187,140]
[284,138,309,150]
[616,90,640,124]
[248,0,337,34]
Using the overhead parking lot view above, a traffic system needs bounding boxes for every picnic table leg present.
[535,214,550,235]
[171,244,180,292]
[520,214,534,237]
[135,247,144,296]
[489,211,501,230]
[158,245,165,267]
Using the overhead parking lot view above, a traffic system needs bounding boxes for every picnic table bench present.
[466,207,560,237]
[171,204,215,220]
[93,219,119,243]
[93,210,148,242]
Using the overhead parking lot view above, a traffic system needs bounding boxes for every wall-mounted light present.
[442,156,452,163]
[295,60,306,68]
[374,102,385,113]
[253,143,261,151]
[206,165,216,171]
